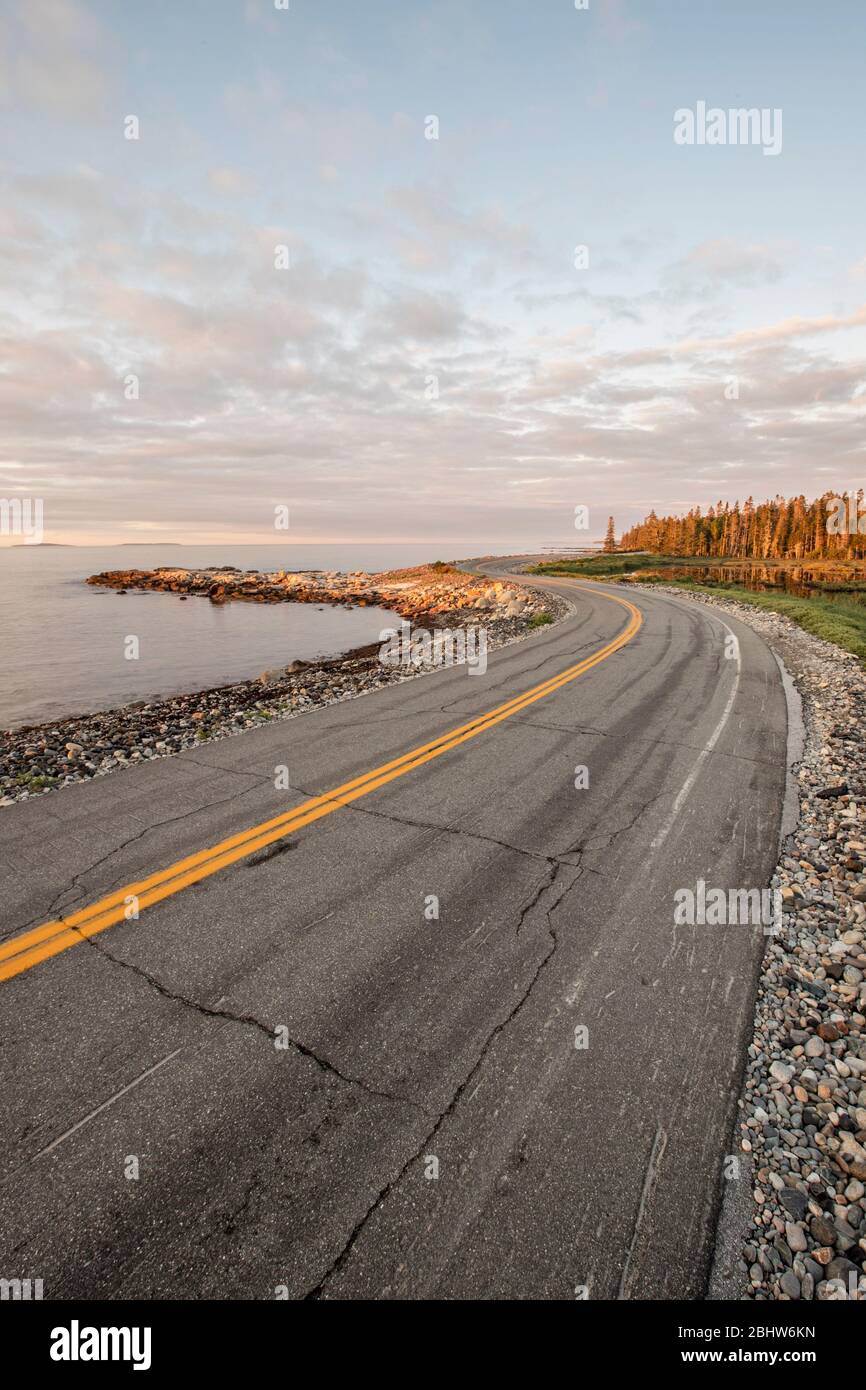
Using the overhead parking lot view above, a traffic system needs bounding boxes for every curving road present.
[0,565,789,1300]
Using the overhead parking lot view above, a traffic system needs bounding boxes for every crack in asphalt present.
[508,719,608,736]
[286,781,585,872]
[304,858,582,1300]
[430,636,608,715]
[560,789,668,860]
[206,1169,262,1241]
[70,928,430,1114]
[514,856,569,936]
[181,754,276,780]
[503,720,783,767]
[2,775,266,942]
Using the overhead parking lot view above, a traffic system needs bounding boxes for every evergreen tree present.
[617,489,862,560]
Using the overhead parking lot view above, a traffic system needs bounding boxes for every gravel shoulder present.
[634,583,866,1302]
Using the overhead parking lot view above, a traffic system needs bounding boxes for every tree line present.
[618,492,866,560]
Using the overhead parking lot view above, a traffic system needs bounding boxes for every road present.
[0,565,789,1300]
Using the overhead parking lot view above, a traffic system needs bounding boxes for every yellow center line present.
[0,583,641,984]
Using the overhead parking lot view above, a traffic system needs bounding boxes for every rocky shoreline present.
[634,583,866,1301]
[84,559,538,623]
[2,565,568,807]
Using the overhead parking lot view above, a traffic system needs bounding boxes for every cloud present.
[0,0,113,118]
[387,183,537,265]
[666,238,784,290]
[1,37,864,547]
[596,0,646,43]
[605,303,866,370]
[372,289,472,344]
[208,166,254,197]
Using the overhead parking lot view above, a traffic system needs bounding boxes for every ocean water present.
[0,543,454,730]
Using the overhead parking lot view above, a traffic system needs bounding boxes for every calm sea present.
[0,543,459,730]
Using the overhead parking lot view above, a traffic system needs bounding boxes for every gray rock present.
[785,1222,808,1253]
[834,1218,858,1248]
[770,1060,795,1084]
[810,1215,837,1245]
[826,1256,859,1284]
[780,1188,808,1221]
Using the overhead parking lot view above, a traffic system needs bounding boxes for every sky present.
[0,0,864,547]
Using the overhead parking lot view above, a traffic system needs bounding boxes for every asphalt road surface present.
[0,565,789,1300]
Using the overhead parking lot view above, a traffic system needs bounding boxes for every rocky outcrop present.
[86,562,544,624]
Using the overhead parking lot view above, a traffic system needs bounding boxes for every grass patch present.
[527,611,554,627]
[532,553,866,661]
[650,579,866,663]
[15,772,59,789]
[531,553,702,579]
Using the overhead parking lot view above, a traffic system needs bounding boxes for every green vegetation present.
[532,555,866,662]
[537,560,866,662]
[528,611,554,627]
[531,553,695,579]
[667,581,866,663]
[15,772,59,790]
[809,580,866,594]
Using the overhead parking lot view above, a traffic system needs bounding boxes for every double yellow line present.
[0,586,641,985]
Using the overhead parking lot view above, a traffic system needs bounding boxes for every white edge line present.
[650,614,742,852]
